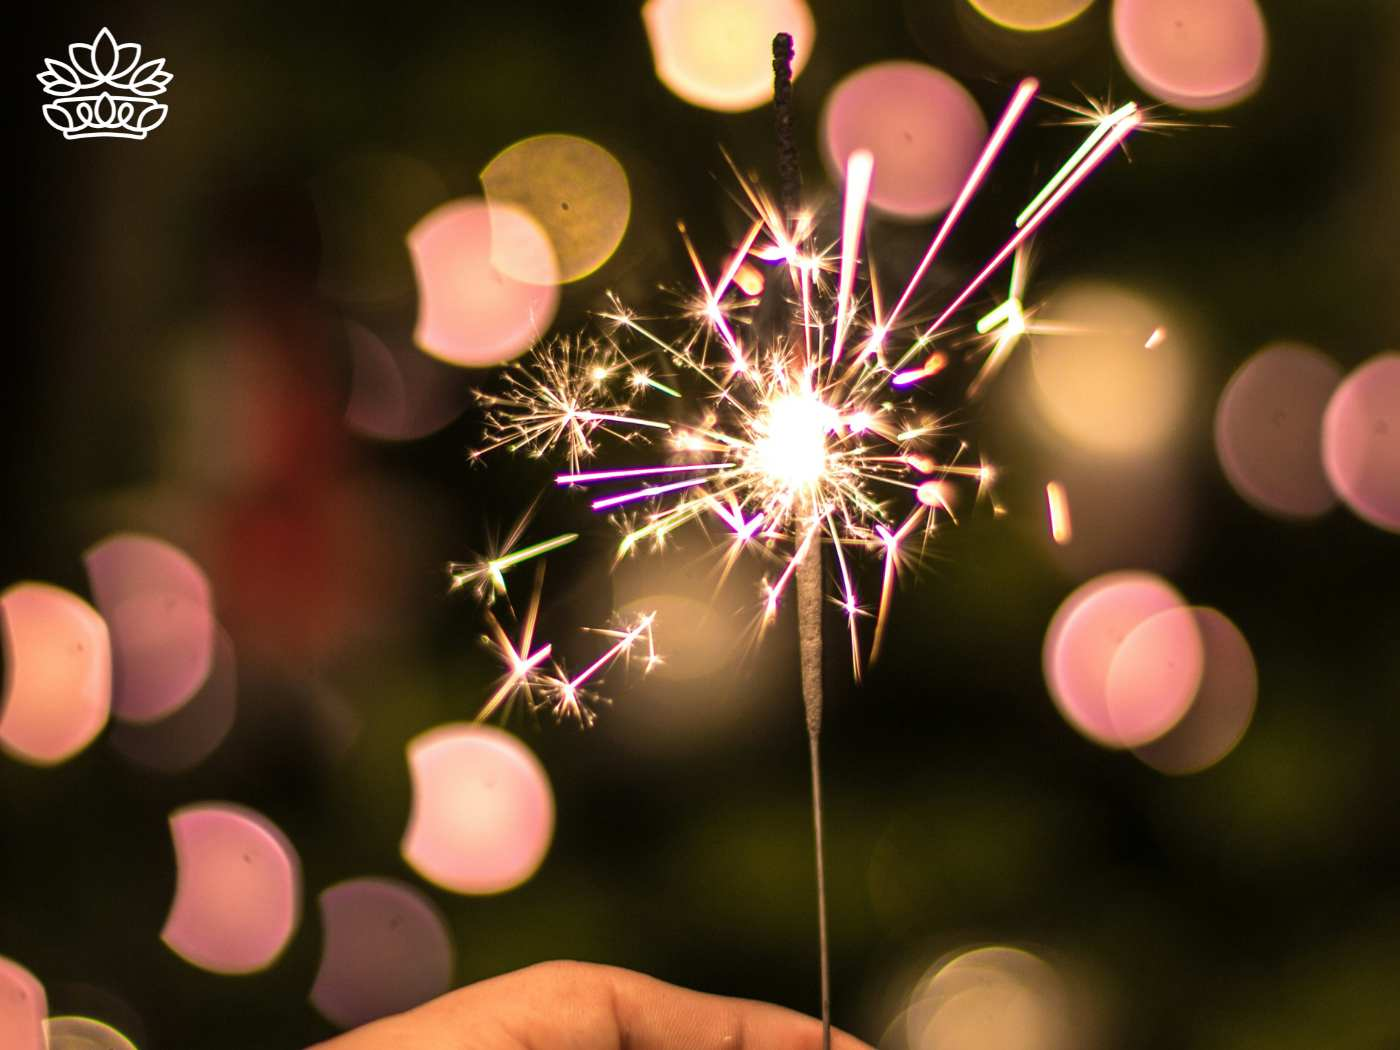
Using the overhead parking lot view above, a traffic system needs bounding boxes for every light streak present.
[591,474,719,511]
[558,463,733,485]
[543,612,657,726]
[487,533,578,577]
[1046,481,1072,545]
[922,109,1143,339]
[633,372,682,397]
[448,520,579,600]
[832,149,874,363]
[885,77,1040,337]
[1016,102,1138,228]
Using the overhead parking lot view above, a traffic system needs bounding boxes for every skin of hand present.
[310,960,874,1050]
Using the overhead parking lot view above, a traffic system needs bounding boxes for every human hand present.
[310,960,872,1050]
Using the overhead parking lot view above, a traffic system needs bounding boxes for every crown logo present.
[37,27,172,140]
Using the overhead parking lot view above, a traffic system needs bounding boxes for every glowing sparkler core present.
[751,392,837,490]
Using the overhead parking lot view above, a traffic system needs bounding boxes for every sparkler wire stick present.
[772,31,832,1050]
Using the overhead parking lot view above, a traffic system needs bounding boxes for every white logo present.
[37,27,172,140]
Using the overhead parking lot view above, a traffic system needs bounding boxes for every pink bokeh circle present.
[1042,571,1189,748]
[401,723,555,895]
[822,62,987,221]
[0,582,111,766]
[1112,0,1267,110]
[84,533,217,723]
[162,803,302,975]
[1322,352,1400,533]
[1106,604,1204,746]
[1134,607,1257,775]
[310,877,454,1029]
[0,955,46,1050]
[408,198,559,368]
[1215,342,1340,520]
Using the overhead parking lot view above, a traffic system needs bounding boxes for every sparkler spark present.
[471,77,1144,680]
[449,531,579,598]
[473,564,658,727]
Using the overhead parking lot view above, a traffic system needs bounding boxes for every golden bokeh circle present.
[480,134,630,283]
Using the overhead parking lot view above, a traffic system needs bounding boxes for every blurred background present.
[6,2,1399,1048]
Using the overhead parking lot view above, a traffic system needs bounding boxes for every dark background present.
[7,2,1399,1048]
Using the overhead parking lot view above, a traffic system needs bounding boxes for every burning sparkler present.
[475,78,1141,679]
[462,37,1144,1049]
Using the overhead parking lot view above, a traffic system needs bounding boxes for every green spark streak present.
[1015,102,1137,229]
[489,533,579,580]
[976,298,1017,334]
[641,376,682,398]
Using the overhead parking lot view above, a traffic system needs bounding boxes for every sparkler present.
[464,38,1144,1049]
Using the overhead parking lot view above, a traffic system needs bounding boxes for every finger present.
[310,960,873,1050]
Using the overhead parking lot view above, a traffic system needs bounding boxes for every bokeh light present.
[822,61,987,221]
[1214,342,1340,519]
[312,152,449,306]
[1029,282,1188,456]
[84,533,216,724]
[408,198,559,368]
[1112,0,1268,110]
[966,0,1095,33]
[342,320,470,442]
[108,627,237,774]
[616,594,733,683]
[904,945,1071,1050]
[0,955,45,1050]
[310,877,454,1030]
[1322,352,1400,533]
[1134,607,1256,774]
[401,724,554,895]
[480,134,630,283]
[642,0,815,113]
[0,582,111,766]
[162,802,302,975]
[1042,571,1190,748]
[1105,604,1204,746]
[42,1016,138,1050]
[605,544,780,752]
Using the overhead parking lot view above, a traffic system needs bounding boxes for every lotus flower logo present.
[37,27,172,140]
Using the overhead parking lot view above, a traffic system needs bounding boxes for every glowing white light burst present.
[468,77,1143,696]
